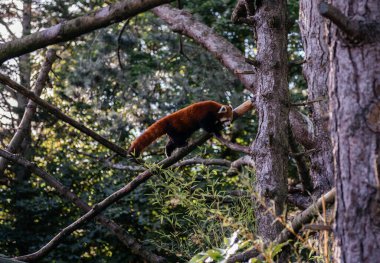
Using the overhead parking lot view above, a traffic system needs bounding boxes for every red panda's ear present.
[218,106,228,113]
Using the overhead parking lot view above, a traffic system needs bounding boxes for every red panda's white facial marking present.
[218,105,233,127]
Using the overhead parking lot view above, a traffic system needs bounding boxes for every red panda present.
[128,101,233,157]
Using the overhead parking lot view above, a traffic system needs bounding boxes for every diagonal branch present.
[0,49,57,176]
[13,100,253,262]
[0,0,174,64]
[152,5,256,92]
[0,73,129,157]
[0,149,165,263]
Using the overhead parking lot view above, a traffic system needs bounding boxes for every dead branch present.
[215,135,250,154]
[0,0,174,64]
[227,155,255,176]
[173,157,231,168]
[0,149,165,263]
[0,49,57,176]
[0,73,129,157]
[291,96,326,107]
[303,224,332,232]
[13,100,252,261]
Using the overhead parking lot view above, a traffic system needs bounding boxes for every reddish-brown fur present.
[128,101,233,157]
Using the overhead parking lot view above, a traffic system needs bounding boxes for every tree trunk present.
[250,0,289,241]
[299,0,333,197]
[326,0,380,261]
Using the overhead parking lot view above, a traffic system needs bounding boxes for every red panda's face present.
[217,105,233,127]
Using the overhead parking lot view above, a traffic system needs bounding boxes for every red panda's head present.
[217,105,233,127]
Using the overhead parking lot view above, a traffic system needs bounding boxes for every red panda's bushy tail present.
[128,121,167,157]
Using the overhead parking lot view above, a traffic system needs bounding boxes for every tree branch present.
[0,149,165,263]
[0,49,57,176]
[0,73,129,157]
[215,135,250,154]
[152,5,256,92]
[0,0,174,64]
[13,100,252,261]
[172,157,231,168]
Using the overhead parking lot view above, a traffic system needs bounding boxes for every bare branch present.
[0,18,16,39]
[152,5,256,92]
[0,149,165,263]
[215,135,250,154]
[0,49,57,176]
[303,224,332,232]
[117,19,130,70]
[173,157,231,168]
[0,73,129,157]
[0,0,174,64]
[290,96,326,107]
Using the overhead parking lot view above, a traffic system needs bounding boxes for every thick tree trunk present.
[326,0,380,261]
[299,0,333,197]
[250,0,289,240]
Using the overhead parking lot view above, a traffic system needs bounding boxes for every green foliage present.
[145,165,255,261]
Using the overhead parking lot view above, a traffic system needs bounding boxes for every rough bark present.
[0,0,174,64]
[299,0,333,197]
[249,1,289,241]
[324,0,380,261]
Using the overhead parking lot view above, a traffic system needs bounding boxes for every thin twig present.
[303,224,332,232]
[291,96,326,107]
[117,19,130,70]
[290,148,317,157]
